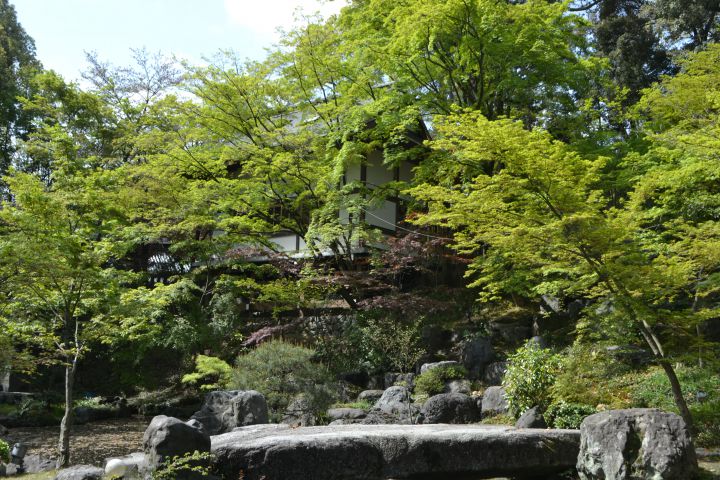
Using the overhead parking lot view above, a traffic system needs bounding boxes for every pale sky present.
[13,0,346,81]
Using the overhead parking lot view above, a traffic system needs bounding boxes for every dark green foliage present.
[594,0,671,100]
[229,341,337,420]
[313,312,426,376]
[0,0,41,177]
[544,401,597,429]
[414,365,468,398]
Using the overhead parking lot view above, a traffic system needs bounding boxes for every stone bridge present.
[211,424,580,480]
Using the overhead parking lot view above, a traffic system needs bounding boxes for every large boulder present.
[483,361,507,386]
[481,386,508,418]
[515,406,547,429]
[488,318,533,346]
[357,390,384,404]
[281,396,317,427]
[327,408,367,422]
[444,379,472,395]
[576,409,697,480]
[54,465,104,480]
[421,393,480,424]
[461,337,494,378]
[363,386,419,424]
[190,390,268,435]
[373,386,412,415]
[23,454,56,474]
[211,424,581,480]
[142,415,211,470]
[383,372,416,389]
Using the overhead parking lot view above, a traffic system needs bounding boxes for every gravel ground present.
[4,416,149,467]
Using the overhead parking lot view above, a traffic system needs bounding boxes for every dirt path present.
[4,416,149,467]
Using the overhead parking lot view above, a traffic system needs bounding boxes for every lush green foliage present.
[551,343,635,409]
[359,315,426,374]
[0,438,10,463]
[229,341,336,420]
[544,401,597,429]
[414,365,468,398]
[502,344,562,417]
[3,0,720,448]
[151,451,214,480]
[314,313,427,375]
[181,355,232,391]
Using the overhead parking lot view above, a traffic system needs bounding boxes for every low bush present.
[503,343,562,417]
[181,355,232,391]
[544,401,596,429]
[229,340,337,421]
[551,343,635,409]
[414,365,468,397]
[0,438,10,463]
[152,451,214,480]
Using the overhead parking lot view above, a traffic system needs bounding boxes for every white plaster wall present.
[366,200,397,231]
[271,234,299,252]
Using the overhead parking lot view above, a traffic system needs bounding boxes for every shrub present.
[229,340,336,421]
[544,401,596,429]
[414,365,468,397]
[359,314,426,374]
[152,451,214,480]
[502,343,562,417]
[551,343,635,409]
[0,439,10,463]
[181,355,232,391]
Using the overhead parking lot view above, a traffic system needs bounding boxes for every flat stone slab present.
[211,424,580,479]
[0,391,36,404]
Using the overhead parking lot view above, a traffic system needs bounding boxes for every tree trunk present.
[659,359,696,438]
[637,320,697,437]
[57,355,78,468]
